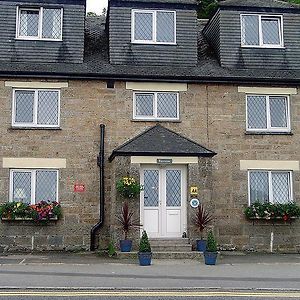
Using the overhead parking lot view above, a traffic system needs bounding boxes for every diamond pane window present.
[156,11,175,43]
[42,9,62,39]
[19,9,39,37]
[17,7,62,40]
[246,95,290,132]
[13,89,60,128]
[10,170,58,204]
[12,172,32,204]
[241,14,283,47]
[241,15,259,46]
[272,172,290,204]
[134,92,179,120]
[15,91,35,123]
[36,171,58,202]
[135,94,154,116]
[249,171,269,204]
[166,170,181,207]
[269,96,288,128]
[37,91,59,125]
[157,93,178,118]
[249,171,292,204]
[261,17,281,45]
[144,170,159,207]
[133,10,176,44]
[134,12,153,41]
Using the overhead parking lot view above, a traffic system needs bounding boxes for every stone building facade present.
[0,0,300,253]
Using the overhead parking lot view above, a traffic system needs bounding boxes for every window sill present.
[9,127,62,131]
[1,216,59,225]
[131,119,181,123]
[245,131,293,136]
[15,37,63,42]
[241,45,285,49]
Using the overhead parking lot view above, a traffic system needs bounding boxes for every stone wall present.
[0,79,299,252]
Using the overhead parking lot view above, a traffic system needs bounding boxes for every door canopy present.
[109,125,216,161]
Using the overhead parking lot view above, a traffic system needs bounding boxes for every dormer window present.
[132,10,176,44]
[241,14,283,47]
[16,7,63,40]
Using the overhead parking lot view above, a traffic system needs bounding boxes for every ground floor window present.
[10,169,58,204]
[248,170,292,204]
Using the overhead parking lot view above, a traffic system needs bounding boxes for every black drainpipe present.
[90,124,105,251]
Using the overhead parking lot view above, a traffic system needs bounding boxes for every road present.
[0,289,299,299]
[0,253,300,299]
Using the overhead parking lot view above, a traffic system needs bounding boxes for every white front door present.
[140,165,187,238]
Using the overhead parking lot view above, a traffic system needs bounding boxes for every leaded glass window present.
[133,10,175,44]
[249,171,292,204]
[246,95,289,132]
[241,14,283,47]
[134,92,179,120]
[13,89,60,128]
[10,170,58,204]
[17,7,62,40]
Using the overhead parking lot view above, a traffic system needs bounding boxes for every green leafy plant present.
[108,239,117,257]
[116,202,141,240]
[244,202,300,220]
[139,230,151,253]
[192,204,213,239]
[0,201,62,222]
[116,176,142,199]
[206,230,217,252]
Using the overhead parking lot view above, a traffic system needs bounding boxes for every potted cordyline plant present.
[204,230,218,265]
[138,230,152,266]
[116,201,141,252]
[192,204,213,252]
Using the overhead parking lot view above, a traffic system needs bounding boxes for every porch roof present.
[108,125,216,162]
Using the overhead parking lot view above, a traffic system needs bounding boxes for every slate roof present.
[111,0,197,4]
[1,0,300,83]
[219,0,300,9]
[108,125,216,161]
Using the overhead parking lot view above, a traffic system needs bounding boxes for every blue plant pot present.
[120,239,132,252]
[138,252,152,266]
[204,251,218,265]
[196,239,207,252]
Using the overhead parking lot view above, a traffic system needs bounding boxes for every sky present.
[86,0,108,14]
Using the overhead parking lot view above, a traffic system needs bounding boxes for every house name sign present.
[157,159,173,164]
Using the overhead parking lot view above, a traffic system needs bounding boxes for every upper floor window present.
[10,169,58,204]
[241,14,283,47]
[246,95,290,132]
[16,7,63,40]
[134,92,179,120]
[248,170,292,205]
[132,10,176,44]
[12,89,60,128]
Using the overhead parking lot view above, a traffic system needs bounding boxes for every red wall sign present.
[74,183,85,193]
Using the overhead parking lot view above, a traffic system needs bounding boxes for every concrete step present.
[117,251,203,260]
[151,244,192,252]
[149,238,190,246]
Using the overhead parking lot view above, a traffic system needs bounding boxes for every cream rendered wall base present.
[2,158,67,169]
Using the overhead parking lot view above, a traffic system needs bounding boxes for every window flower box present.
[0,201,62,223]
[244,202,300,221]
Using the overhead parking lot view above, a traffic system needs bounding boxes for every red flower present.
[283,214,289,221]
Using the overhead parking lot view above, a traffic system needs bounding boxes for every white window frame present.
[246,94,290,133]
[9,169,59,205]
[16,6,63,41]
[247,170,293,205]
[131,9,176,45]
[240,14,284,48]
[133,91,179,121]
[12,88,61,128]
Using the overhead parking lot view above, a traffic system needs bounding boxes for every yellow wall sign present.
[190,186,198,195]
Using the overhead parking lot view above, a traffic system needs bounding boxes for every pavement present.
[0,252,300,291]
